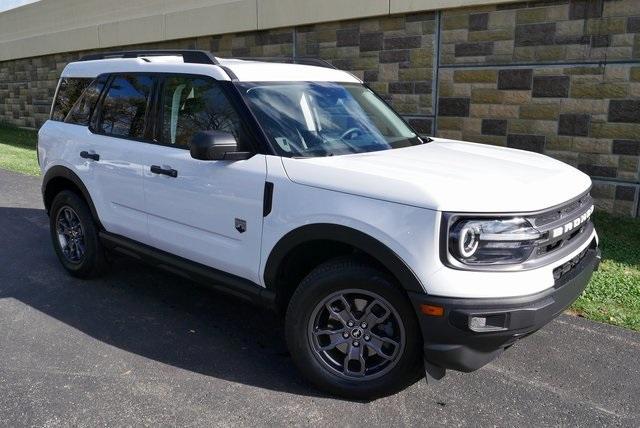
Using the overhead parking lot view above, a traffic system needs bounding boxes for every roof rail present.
[79,50,219,65]
[237,56,338,69]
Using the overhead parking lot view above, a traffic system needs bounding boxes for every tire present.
[49,190,108,278]
[285,257,423,400]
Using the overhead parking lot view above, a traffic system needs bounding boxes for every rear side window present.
[51,78,93,121]
[64,76,106,126]
[98,74,154,139]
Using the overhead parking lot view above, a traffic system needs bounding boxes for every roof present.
[61,55,362,83]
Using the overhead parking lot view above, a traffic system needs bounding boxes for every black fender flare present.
[263,223,425,293]
[42,165,103,228]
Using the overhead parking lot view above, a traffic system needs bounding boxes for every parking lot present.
[0,168,639,426]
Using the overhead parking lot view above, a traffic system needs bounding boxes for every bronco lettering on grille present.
[550,205,594,239]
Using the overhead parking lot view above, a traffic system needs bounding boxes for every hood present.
[280,138,592,213]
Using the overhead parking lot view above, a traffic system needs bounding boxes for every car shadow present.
[0,206,330,399]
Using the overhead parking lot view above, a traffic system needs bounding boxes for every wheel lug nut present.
[353,341,359,347]
[364,335,370,341]
[347,321,354,327]
[342,332,349,339]
[360,322,367,328]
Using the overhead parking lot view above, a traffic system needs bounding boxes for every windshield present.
[237,82,423,157]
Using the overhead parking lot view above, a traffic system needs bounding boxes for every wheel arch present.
[42,166,102,229]
[264,223,425,310]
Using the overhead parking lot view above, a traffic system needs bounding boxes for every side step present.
[99,232,276,310]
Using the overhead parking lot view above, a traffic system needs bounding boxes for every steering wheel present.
[340,127,363,140]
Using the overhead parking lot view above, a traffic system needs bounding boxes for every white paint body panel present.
[281,138,592,213]
[220,60,361,83]
[61,57,360,83]
[62,58,231,80]
[260,155,442,289]
[38,121,95,202]
[143,146,267,284]
[85,131,149,243]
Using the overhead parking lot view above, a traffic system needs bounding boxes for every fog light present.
[468,313,508,332]
[470,316,487,329]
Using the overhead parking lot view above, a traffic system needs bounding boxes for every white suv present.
[38,50,600,399]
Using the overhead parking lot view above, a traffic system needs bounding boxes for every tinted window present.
[64,76,106,126]
[99,75,153,139]
[161,76,245,149]
[51,78,92,121]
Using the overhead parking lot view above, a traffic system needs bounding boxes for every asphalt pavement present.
[0,168,639,426]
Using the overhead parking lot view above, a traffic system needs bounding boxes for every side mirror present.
[190,131,252,161]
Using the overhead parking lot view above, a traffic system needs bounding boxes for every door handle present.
[150,165,178,178]
[80,151,100,161]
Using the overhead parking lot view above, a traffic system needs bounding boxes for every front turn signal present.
[420,304,444,317]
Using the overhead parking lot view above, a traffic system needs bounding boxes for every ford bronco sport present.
[38,50,600,399]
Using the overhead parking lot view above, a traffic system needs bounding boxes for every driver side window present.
[161,76,245,149]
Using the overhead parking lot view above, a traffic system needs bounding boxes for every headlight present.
[447,217,542,267]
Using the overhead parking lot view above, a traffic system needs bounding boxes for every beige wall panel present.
[0,0,256,43]
[0,0,158,43]
[165,0,257,39]
[257,0,389,29]
[0,26,99,61]
[98,15,165,48]
[390,0,524,14]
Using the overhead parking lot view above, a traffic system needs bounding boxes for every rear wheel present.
[50,190,108,278]
[285,258,423,399]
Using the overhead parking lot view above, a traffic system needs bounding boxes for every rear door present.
[142,75,267,284]
[42,76,103,190]
[88,73,155,243]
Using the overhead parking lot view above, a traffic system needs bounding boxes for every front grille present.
[526,192,594,264]
[535,220,591,258]
[531,193,593,228]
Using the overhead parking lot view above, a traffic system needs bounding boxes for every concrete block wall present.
[0,0,638,216]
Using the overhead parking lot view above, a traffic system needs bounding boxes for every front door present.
[143,75,267,284]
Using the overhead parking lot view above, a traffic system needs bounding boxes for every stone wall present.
[0,0,638,216]
[295,12,438,135]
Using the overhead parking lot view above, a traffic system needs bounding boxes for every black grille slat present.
[532,193,592,228]
[552,240,597,283]
[536,223,590,257]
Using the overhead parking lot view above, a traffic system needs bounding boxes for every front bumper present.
[408,240,600,372]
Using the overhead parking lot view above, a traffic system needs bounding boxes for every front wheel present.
[285,258,423,399]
